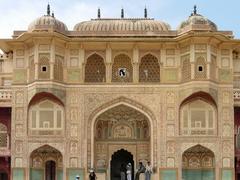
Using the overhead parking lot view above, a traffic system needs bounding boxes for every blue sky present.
[0,0,239,38]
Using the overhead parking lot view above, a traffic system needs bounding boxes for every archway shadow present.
[111,149,134,180]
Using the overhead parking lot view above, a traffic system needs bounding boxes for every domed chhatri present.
[28,4,68,34]
[73,18,171,35]
[178,5,217,34]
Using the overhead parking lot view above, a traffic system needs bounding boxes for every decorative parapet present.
[0,89,12,101]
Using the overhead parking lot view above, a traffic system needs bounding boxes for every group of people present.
[120,161,153,180]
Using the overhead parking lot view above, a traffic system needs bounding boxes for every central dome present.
[73,18,171,35]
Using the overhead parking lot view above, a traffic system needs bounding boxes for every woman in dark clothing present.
[135,162,146,180]
[89,169,96,180]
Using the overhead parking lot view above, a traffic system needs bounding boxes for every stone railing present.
[0,89,12,101]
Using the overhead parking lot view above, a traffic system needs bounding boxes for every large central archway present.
[93,103,151,176]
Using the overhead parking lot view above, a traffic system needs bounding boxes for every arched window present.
[29,100,64,135]
[182,145,215,180]
[195,57,207,79]
[0,123,7,147]
[85,54,106,82]
[112,54,133,82]
[139,54,160,82]
[181,56,191,82]
[180,100,216,136]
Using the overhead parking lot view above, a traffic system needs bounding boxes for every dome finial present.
[144,6,147,18]
[47,3,51,16]
[98,7,101,18]
[193,5,197,15]
[121,7,124,18]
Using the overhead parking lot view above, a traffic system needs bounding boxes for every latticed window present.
[54,55,64,81]
[29,100,64,132]
[38,54,50,79]
[139,54,160,82]
[181,100,216,136]
[112,54,133,82]
[0,123,7,147]
[195,57,206,80]
[181,56,191,82]
[210,55,217,80]
[29,56,35,82]
[85,54,106,82]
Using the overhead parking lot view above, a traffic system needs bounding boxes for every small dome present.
[178,6,217,34]
[73,18,171,36]
[28,4,68,34]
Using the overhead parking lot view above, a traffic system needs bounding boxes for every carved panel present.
[15,157,23,167]
[166,92,175,104]
[222,141,233,156]
[222,108,230,121]
[70,49,79,56]
[69,108,78,122]
[70,141,78,154]
[39,44,50,51]
[223,158,231,168]
[16,49,25,56]
[166,125,175,137]
[166,141,175,154]
[15,91,24,104]
[166,108,175,121]
[15,108,24,121]
[70,157,78,168]
[166,157,175,167]
[70,124,78,137]
[15,124,24,137]
[15,141,23,154]
[223,124,231,137]
[222,92,230,104]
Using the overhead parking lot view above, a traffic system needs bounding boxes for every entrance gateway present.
[94,104,151,179]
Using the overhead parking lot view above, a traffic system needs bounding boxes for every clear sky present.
[0,0,239,38]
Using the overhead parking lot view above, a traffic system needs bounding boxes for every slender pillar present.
[106,45,112,83]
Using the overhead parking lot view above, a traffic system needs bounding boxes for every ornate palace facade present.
[0,4,239,180]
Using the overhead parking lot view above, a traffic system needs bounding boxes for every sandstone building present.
[0,4,239,180]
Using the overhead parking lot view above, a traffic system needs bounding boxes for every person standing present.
[135,162,146,180]
[145,161,153,180]
[89,169,96,180]
[120,164,126,180]
[126,163,132,180]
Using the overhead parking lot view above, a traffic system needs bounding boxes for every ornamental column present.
[106,44,112,83]
[133,46,139,83]
[50,39,55,80]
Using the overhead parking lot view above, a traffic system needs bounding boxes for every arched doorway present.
[93,104,150,175]
[0,170,8,180]
[45,160,56,180]
[30,145,63,180]
[182,145,215,180]
[111,149,134,180]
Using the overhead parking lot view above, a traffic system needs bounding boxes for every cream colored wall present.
[6,37,235,180]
